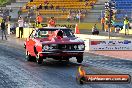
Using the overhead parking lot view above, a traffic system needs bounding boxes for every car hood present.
[36,36,84,44]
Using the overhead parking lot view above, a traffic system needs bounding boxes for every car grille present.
[52,44,78,50]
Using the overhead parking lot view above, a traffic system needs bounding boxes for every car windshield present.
[36,28,75,38]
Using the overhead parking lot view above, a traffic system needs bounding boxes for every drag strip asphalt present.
[0,40,132,88]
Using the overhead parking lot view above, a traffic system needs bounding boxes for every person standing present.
[1,19,7,40]
[36,21,42,28]
[50,4,54,10]
[101,17,105,31]
[92,24,99,35]
[18,16,24,38]
[124,17,129,35]
[67,14,71,22]
[36,14,43,24]
[48,17,55,27]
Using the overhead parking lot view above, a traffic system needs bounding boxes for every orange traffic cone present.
[75,24,80,34]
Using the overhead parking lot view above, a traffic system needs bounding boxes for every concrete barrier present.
[119,29,132,34]
[16,27,34,38]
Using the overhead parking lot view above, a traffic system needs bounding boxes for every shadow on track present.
[25,58,82,68]
[39,60,82,68]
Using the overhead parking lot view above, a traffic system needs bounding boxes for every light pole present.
[79,10,81,23]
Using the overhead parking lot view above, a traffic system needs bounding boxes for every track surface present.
[0,38,132,88]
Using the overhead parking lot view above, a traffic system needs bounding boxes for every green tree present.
[0,0,9,6]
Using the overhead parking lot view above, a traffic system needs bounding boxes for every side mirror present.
[73,35,75,37]
[71,32,75,37]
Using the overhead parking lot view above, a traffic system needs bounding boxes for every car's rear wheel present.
[77,56,83,63]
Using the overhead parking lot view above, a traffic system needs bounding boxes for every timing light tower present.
[105,1,115,39]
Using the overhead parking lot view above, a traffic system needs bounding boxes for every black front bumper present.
[38,50,84,57]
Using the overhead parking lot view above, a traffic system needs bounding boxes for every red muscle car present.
[24,27,85,64]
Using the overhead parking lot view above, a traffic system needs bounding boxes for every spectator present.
[92,24,99,35]
[105,23,109,32]
[124,17,130,35]
[104,14,109,32]
[36,21,42,28]
[10,23,16,34]
[6,16,11,22]
[26,4,30,9]
[1,19,7,40]
[81,9,87,14]
[67,14,71,22]
[44,3,48,10]
[90,2,94,9]
[73,13,76,21]
[101,17,105,31]
[48,17,56,27]
[50,4,54,10]
[29,7,34,16]
[85,1,88,7]
[36,14,43,23]
[115,26,121,33]
[27,11,31,19]
[33,4,37,10]
[56,5,60,10]
[38,4,43,9]
[76,13,80,21]
[62,6,66,13]
[18,16,24,38]
[25,22,29,27]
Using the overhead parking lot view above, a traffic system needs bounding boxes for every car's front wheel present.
[36,55,43,64]
[26,50,33,61]
[77,56,83,63]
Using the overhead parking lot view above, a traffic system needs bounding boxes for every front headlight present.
[49,46,53,49]
[74,45,78,49]
[78,44,85,50]
[43,45,54,51]
[43,45,49,50]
